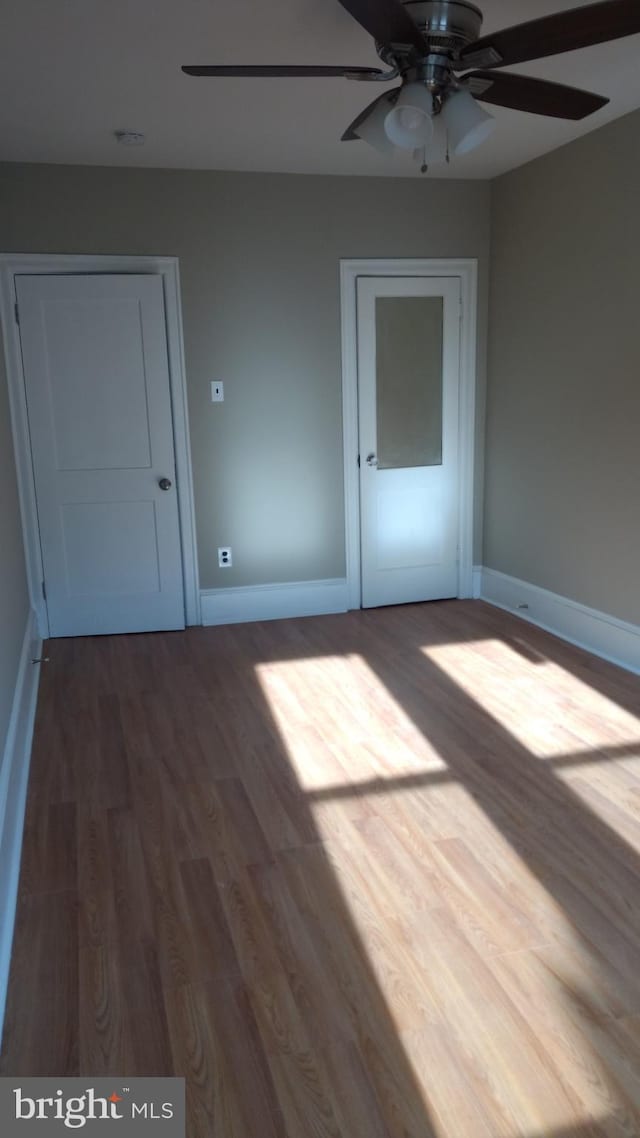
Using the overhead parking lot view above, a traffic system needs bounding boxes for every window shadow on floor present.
[1,599,639,1137]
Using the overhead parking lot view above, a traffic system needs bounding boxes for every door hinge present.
[357,454,361,468]
[14,301,19,325]
[42,580,47,601]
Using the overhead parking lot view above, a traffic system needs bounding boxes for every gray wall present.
[0,163,490,590]
[0,331,29,756]
[485,109,640,626]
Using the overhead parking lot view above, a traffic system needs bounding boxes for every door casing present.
[340,258,478,610]
[0,253,200,637]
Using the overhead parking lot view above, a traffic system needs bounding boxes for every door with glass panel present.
[357,276,461,608]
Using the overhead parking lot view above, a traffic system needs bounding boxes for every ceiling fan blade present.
[182,65,386,78]
[341,89,399,140]
[459,0,640,70]
[336,0,426,52]
[465,70,609,119]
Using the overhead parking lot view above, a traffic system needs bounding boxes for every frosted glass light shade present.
[355,93,396,154]
[384,83,434,150]
[442,88,495,155]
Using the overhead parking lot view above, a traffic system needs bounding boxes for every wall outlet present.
[218,546,232,568]
[211,381,224,403]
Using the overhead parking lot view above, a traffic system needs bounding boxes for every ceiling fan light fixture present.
[442,88,495,155]
[354,93,396,154]
[384,82,434,150]
[181,0,635,166]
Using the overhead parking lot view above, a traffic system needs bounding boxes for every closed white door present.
[357,276,461,608]
[17,273,185,637]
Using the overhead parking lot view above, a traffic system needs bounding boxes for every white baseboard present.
[200,568,639,673]
[0,610,42,1043]
[480,567,640,676]
[201,578,349,627]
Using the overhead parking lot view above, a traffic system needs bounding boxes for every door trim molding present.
[0,253,200,634]
[340,258,478,610]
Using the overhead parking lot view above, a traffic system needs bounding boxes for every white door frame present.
[340,257,478,610]
[0,253,200,636]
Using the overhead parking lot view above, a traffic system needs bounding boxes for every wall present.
[0,329,29,755]
[0,163,490,591]
[486,109,640,626]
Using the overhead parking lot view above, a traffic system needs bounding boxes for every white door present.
[17,273,185,637]
[357,275,461,608]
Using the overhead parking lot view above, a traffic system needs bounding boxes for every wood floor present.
[2,600,640,1137]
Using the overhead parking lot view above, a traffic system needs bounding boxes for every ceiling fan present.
[182,0,640,167]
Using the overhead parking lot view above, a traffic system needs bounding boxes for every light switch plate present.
[211,381,224,403]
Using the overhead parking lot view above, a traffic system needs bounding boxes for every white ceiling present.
[1,0,640,179]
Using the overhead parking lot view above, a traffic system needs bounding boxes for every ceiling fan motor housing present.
[378,1,483,93]
[402,1,483,49]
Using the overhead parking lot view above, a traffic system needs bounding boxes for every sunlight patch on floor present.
[422,639,640,760]
[254,653,450,792]
[254,639,625,1137]
[317,826,593,1138]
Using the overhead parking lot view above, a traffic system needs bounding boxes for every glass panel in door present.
[375,295,444,470]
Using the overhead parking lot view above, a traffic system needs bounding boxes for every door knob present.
[366,453,378,468]
[158,477,172,491]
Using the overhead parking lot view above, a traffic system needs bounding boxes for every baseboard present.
[0,610,42,1043]
[200,568,639,672]
[480,567,640,676]
[201,578,349,627]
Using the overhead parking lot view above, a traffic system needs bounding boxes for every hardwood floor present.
[2,600,640,1137]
